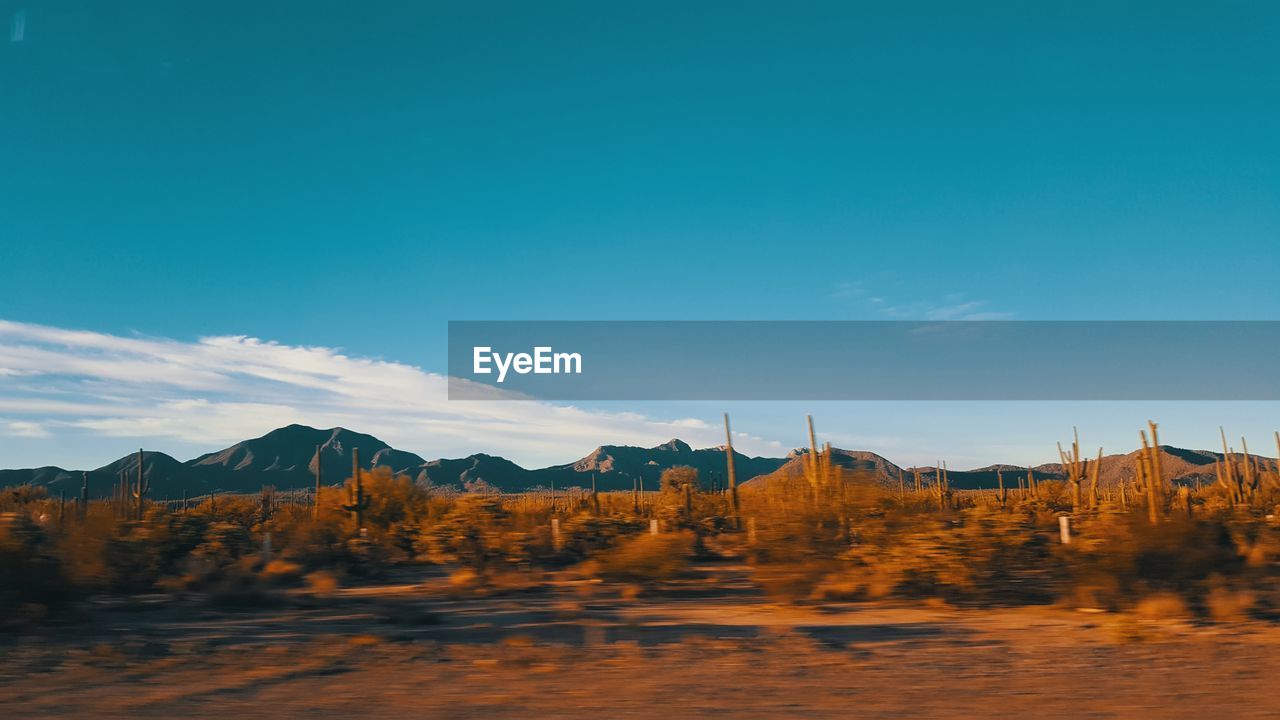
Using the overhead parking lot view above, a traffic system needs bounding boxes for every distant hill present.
[187,424,426,491]
[1033,446,1226,489]
[94,450,204,499]
[741,443,1272,492]
[418,453,533,492]
[0,425,428,498]
[742,448,904,489]
[418,440,788,492]
[531,439,788,491]
[0,424,1274,497]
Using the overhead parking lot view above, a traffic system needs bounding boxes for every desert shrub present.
[660,466,700,493]
[340,534,389,576]
[829,507,1059,604]
[0,485,50,513]
[554,514,646,562]
[260,559,305,587]
[99,517,204,591]
[179,521,256,589]
[204,557,277,608]
[420,495,528,569]
[269,512,360,571]
[1061,515,1248,611]
[353,467,431,530]
[582,531,694,585]
[196,496,261,528]
[0,513,76,619]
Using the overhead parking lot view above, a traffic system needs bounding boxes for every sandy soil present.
[3,563,1279,719]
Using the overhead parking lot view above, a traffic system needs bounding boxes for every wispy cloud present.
[2,420,51,438]
[0,319,773,467]
[832,284,1014,321]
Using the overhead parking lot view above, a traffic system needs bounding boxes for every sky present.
[1,1,1277,470]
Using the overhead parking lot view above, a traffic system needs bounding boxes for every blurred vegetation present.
[5,440,1280,625]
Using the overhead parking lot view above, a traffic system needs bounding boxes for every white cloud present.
[829,283,1014,321]
[3,420,52,438]
[0,319,772,467]
[887,297,1015,321]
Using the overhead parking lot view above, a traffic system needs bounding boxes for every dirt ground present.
[3,562,1279,719]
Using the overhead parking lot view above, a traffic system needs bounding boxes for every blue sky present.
[1,2,1277,470]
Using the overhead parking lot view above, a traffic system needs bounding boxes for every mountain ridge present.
[1,424,1275,497]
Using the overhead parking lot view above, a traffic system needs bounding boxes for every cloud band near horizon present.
[0,319,778,469]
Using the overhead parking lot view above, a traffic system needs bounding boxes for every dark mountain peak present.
[188,425,398,470]
[95,450,186,475]
[13,421,1267,498]
[418,453,531,491]
[654,438,692,453]
[570,446,617,473]
[1148,445,1218,465]
[179,424,424,492]
[748,446,903,489]
[970,464,1030,473]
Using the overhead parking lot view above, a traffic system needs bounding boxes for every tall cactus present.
[1275,431,1280,489]
[260,485,276,523]
[940,461,951,509]
[131,448,150,520]
[313,443,323,520]
[342,448,372,532]
[1139,424,1161,524]
[79,472,89,521]
[1058,429,1084,512]
[1089,447,1102,509]
[1216,427,1247,505]
[1056,428,1099,513]
[1241,436,1258,501]
[804,415,821,500]
[723,413,740,527]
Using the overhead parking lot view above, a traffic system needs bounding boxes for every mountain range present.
[0,424,1273,498]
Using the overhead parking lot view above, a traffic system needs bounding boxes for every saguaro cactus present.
[132,448,150,520]
[1089,447,1102,509]
[260,485,276,523]
[1139,423,1162,524]
[313,443,323,520]
[342,448,372,532]
[723,413,740,526]
[804,415,822,499]
[115,470,126,518]
[1057,428,1094,513]
[1058,442,1080,511]
[1275,431,1280,488]
[929,462,951,510]
[1241,436,1258,501]
[79,472,89,521]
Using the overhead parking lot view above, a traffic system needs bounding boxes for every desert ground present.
[4,559,1279,719]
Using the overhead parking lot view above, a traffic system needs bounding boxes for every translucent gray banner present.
[447,321,1280,400]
